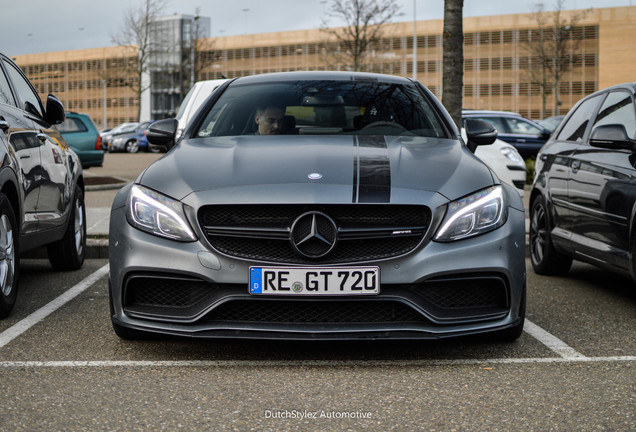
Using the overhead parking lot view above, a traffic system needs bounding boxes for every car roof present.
[462,109,523,117]
[231,71,413,85]
[587,82,636,96]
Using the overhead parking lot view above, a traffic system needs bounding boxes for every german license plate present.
[249,266,380,296]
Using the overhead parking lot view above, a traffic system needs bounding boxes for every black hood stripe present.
[352,136,391,203]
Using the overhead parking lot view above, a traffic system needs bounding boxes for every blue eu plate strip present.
[250,267,263,294]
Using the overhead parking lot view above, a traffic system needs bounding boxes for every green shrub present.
[525,157,536,185]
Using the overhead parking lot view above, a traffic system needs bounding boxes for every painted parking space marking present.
[0,263,630,367]
[523,319,588,359]
[0,356,633,369]
[0,264,109,349]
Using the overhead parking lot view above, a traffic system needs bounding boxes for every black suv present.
[463,110,551,159]
[529,83,636,282]
[0,52,86,318]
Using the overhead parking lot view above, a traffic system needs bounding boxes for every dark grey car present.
[108,72,526,341]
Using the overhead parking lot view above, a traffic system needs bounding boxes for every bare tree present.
[321,0,400,72]
[110,0,170,120]
[442,0,464,130]
[523,0,590,117]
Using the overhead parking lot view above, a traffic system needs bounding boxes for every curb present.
[21,238,109,260]
[84,176,129,192]
[86,182,128,192]
[87,238,109,259]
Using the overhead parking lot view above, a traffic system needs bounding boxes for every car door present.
[0,57,43,235]
[501,116,549,159]
[539,94,605,243]
[33,123,73,232]
[567,90,636,269]
[2,56,73,234]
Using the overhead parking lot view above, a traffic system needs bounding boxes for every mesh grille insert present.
[124,276,215,308]
[205,300,426,324]
[198,204,431,264]
[412,275,509,310]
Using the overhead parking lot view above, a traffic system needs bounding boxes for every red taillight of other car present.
[96,134,102,150]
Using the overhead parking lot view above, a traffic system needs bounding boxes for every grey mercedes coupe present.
[108,71,526,341]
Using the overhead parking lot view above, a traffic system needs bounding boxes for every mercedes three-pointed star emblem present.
[290,211,338,258]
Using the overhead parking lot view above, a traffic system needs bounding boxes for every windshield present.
[195,80,447,138]
[112,122,139,134]
[176,87,195,119]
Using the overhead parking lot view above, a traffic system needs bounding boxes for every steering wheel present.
[360,121,408,133]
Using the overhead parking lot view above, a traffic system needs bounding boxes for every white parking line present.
[0,357,633,368]
[0,264,629,367]
[0,264,109,349]
[523,319,588,359]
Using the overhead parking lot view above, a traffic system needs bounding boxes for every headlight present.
[113,138,122,144]
[500,146,524,164]
[434,186,507,242]
[126,184,196,242]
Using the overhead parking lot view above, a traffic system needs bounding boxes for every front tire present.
[125,140,139,153]
[529,195,572,275]
[0,194,18,319]
[48,185,86,271]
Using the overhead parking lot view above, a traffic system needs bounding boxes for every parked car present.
[463,109,551,159]
[0,52,86,318]
[56,111,104,168]
[536,115,565,134]
[108,121,159,153]
[101,122,139,152]
[462,128,526,197]
[529,82,636,282]
[175,79,229,139]
[109,71,527,342]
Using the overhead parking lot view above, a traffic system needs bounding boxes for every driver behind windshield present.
[255,105,285,135]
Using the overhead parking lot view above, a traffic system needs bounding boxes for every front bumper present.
[109,198,526,340]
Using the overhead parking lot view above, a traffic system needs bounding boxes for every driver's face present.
[255,107,285,135]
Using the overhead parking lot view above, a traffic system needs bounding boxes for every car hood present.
[138,135,495,204]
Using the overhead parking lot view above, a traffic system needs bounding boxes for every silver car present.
[108,72,526,341]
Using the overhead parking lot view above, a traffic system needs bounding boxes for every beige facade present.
[15,46,139,129]
[12,6,636,128]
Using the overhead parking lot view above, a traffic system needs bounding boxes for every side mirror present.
[539,128,551,140]
[146,118,178,151]
[465,118,498,153]
[589,124,635,151]
[44,94,65,125]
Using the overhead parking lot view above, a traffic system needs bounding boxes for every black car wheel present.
[530,195,572,275]
[0,194,18,319]
[125,140,140,153]
[48,185,86,271]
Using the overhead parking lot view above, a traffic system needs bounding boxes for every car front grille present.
[197,204,431,264]
[203,299,426,324]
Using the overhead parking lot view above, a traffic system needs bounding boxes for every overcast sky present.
[2,0,632,56]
